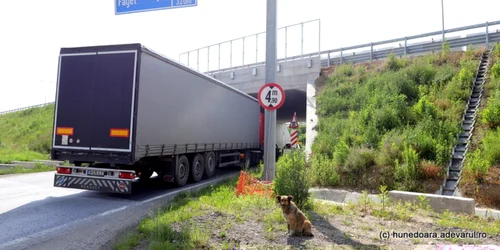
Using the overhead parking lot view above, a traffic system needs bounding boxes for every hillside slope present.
[0,104,53,163]
[309,46,487,195]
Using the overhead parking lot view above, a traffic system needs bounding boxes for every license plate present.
[87,170,105,176]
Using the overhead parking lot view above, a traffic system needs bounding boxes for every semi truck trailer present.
[51,43,270,194]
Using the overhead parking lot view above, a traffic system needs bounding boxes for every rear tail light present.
[119,172,136,179]
[240,153,245,159]
[56,167,71,174]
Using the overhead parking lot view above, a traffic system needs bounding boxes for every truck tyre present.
[175,155,190,187]
[190,154,204,183]
[203,152,216,178]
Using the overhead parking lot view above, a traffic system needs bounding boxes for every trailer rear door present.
[53,50,138,153]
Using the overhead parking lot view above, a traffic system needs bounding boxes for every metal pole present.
[486,22,489,48]
[285,27,287,60]
[370,42,373,61]
[441,0,445,43]
[187,51,190,67]
[263,0,277,181]
[243,37,245,65]
[340,48,343,65]
[230,40,233,68]
[207,47,210,72]
[218,43,221,71]
[318,19,321,62]
[197,49,199,70]
[301,23,304,58]
[256,34,258,64]
[404,37,407,55]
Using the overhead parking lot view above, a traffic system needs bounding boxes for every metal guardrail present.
[181,20,500,75]
[0,102,55,116]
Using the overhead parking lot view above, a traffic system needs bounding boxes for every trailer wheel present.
[175,155,190,187]
[203,152,216,178]
[190,154,204,183]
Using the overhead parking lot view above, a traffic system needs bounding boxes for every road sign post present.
[115,0,197,15]
[263,0,278,182]
[289,112,299,148]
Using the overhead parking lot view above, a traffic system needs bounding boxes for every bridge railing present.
[0,102,55,116]
[181,20,500,74]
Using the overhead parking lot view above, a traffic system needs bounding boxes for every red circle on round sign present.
[258,83,286,111]
[119,182,126,190]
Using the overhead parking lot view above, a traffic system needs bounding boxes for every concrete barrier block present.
[10,161,37,169]
[0,164,17,170]
[388,190,475,215]
[309,188,348,203]
[35,160,63,167]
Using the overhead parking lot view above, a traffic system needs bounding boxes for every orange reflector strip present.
[56,127,74,136]
[110,128,129,138]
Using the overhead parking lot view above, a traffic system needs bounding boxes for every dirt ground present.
[163,204,499,249]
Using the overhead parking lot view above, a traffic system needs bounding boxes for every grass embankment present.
[114,164,500,250]
[460,44,500,208]
[0,104,54,174]
[309,45,487,194]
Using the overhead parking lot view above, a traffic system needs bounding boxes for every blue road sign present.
[115,0,197,15]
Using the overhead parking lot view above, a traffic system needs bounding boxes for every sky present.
[0,0,499,112]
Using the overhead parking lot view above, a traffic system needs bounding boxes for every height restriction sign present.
[258,83,285,111]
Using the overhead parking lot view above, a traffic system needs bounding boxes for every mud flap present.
[54,174,132,194]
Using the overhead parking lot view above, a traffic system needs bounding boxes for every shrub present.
[494,43,500,57]
[273,150,311,209]
[333,140,350,167]
[334,64,355,77]
[465,149,489,183]
[481,90,500,129]
[441,40,450,57]
[491,63,500,79]
[482,128,500,166]
[308,153,340,187]
[413,96,437,120]
[404,62,437,85]
[394,143,420,191]
[420,160,442,179]
[340,147,376,185]
[434,65,457,85]
[385,53,405,71]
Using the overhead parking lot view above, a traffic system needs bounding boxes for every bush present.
[481,90,500,129]
[394,143,420,191]
[334,64,355,77]
[482,128,500,166]
[273,150,311,209]
[385,53,405,71]
[413,96,437,120]
[420,160,442,179]
[491,63,500,79]
[308,154,340,187]
[340,147,376,185]
[465,149,489,183]
[404,62,437,86]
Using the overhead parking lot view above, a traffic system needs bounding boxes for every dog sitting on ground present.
[276,195,314,237]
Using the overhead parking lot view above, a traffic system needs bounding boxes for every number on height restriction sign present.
[258,83,285,111]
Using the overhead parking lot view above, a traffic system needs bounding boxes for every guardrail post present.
[230,40,233,68]
[327,52,331,66]
[187,51,190,67]
[197,49,199,70]
[301,23,304,58]
[256,34,258,64]
[207,47,210,72]
[285,27,288,60]
[404,37,407,55]
[340,48,343,65]
[370,42,373,61]
[486,22,489,48]
[218,43,221,71]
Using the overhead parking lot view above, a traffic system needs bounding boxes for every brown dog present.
[276,195,314,237]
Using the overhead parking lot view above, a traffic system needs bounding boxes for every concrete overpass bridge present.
[180,19,500,156]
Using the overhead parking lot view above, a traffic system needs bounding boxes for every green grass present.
[0,164,55,175]
[0,104,54,163]
[310,48,487,192]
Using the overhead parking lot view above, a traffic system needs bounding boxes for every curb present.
[310,188,500,220]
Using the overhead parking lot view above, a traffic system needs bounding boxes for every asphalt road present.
[0,168,240,250]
